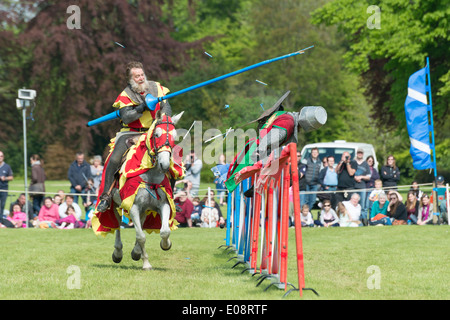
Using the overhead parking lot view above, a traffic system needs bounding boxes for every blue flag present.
[404,66,433,170]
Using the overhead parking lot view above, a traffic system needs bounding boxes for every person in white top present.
[317,199,339,227]
[342,193,362,226]
[58,194,83,220]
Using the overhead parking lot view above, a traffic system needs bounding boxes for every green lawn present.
[0,225,448,300]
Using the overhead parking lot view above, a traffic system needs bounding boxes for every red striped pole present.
[280,160,290,290]
[289,143,305,297]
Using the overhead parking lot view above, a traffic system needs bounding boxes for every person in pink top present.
[38,197,60,228]
[6,204,28,228]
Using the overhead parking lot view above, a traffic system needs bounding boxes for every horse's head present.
[149,111,183,172]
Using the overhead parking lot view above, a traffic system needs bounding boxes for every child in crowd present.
[7,204,27,228]
[201,198,219,228]
[337,202,358,227]
[368,179,384,202]
[191,197,202,226]
[300,204,314,227]
[56,205,85,229]
[315,199,339,227]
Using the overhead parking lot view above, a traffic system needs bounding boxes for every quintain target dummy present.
[225,91,328,193]
[96,61,172,212]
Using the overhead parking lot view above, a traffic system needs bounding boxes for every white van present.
[300,140,379,170]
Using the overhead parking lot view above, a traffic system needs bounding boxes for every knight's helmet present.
[298,106,327,132]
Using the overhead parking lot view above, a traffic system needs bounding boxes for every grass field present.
[1,225,449,300]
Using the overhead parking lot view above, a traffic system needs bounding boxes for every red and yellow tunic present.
[112,82,170,132]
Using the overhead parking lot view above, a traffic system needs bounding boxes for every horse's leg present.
[130,204,152,270]
[112,205,123,263]
[159,202,172,251]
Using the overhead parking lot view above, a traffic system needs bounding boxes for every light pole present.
[16,89,36,228]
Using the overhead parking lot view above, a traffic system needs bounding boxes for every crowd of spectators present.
[298,148,448,227]
[0,148,448,230]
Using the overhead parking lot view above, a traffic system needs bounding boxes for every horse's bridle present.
[152,116,176,154]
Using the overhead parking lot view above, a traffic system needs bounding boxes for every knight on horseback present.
[96,61,172,212]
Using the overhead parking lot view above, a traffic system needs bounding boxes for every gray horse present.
[110,111,183,270]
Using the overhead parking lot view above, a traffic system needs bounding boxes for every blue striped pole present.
[87,45,314,127]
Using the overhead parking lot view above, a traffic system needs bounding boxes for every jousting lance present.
[86,45,314,127]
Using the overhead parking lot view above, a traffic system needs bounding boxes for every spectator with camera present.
[184,151,202,197]
[335,151,357,205]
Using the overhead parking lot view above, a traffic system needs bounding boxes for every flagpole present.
[425,57,438,180]
[426,57,440,223]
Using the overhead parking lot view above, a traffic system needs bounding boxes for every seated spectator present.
[5,204,28,228]
[58,195,82,220]
[342,193,363,226]
[387,192,407,225]
[369,193,391,226]
[38,197,60,228]
[201,198,219,228]
[190,197,202,226]
[200,190,225,228]
[174,190,193,227]
[417,194,433,225]
[300,204,314,227]
[405,191,419,224]
[53,194,63,206]
[56,205,84,229]
[337,202,359,227]
[9,193,34,221]
[314,199,339,227]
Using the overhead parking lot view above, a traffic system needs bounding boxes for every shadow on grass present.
[91,263,169,272]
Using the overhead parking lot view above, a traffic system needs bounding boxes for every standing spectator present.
[409,181,423,200]
[90,155,104,191]
[297,151,307,209]
[387,192,407,225]
[174,190,193,227]
[380,155,400,190]
[304,147,321,210]
[212,154,229,206]
[29,154,46,216]
[353,149,371,224]
[335,151,357,205]
[68,151,92,205]
[318,156,338,208]
[342,193,363,226]
[37,197,60,228]
[435,176,448,224]
[405,191,419,224]
[184,151,202,197]
[0,150,13,222]
[417,194,433,225]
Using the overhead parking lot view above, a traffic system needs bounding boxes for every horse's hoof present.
[160,239,172,251]
[143,265,152,271]
[112,253,123,264]
[131,250,141,261]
